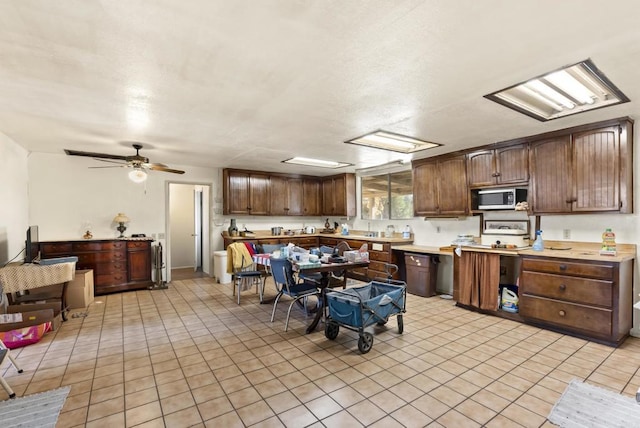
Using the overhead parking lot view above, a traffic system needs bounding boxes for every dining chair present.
[228,242,266,304]
[269,257,320,331]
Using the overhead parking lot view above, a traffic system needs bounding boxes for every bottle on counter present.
[600,228,617,255]
[402,225,411,239]
[532,230,544,251]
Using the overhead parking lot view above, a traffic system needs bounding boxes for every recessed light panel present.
[345,131,440,154]
[282,157,351,169]
[485,59,629,121]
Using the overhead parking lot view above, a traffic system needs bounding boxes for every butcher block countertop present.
[436,240,635,262]
[391,244,453,256]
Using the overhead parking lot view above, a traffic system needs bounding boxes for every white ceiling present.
[2,0,640,176]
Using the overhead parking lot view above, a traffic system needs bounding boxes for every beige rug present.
[548,379,640,427]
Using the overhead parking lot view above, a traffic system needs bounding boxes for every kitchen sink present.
[363,232,379,237]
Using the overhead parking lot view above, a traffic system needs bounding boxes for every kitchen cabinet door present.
[414,155,468,216]
[127,241,152,282]
[530,136,572,213]
[302,178,321,216]
[572,126,620,213]
[412,159,439,216]
[438,156,469,215]
[467,144,528,187]
[224,170,251,215]
[321,174,356,216]
[223,169,270,215]
[248,173,270,215]
[270,176,303,216]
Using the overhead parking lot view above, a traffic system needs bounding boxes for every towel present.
[226,242,254,274]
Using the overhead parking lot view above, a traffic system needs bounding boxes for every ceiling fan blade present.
[88,165,126,169]
[149,165,185,174]
[95,158,128,165]
[65,149,128,161]
[144,162,168,168]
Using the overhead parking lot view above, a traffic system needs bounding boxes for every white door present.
[193,188,203,272]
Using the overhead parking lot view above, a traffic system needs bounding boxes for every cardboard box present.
[344,250,369,263]
[0,309,56,332]
[66,269,94,309]
[6,302,63,331]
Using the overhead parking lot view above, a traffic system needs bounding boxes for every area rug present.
[548,379,640,427]
[0,386,70,428]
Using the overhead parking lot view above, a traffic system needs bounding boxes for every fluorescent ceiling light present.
[345,131,440,154]
[282,157,351,169]
[484,59,629,121]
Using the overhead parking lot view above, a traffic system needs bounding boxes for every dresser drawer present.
[76,251,126,264]
[73,241,126,252]
[96,272,128,287]
[91,261,127,275]
[521,258,614,280]
[127,241,151,250]
[520,271,613,307]
[41,242,73,255]
[520,295,612,336]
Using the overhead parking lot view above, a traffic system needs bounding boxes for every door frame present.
[165,181,212,283]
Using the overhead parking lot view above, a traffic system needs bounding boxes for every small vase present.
[228,219,238,237]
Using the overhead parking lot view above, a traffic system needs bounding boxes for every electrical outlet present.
[563,229,571,239]
[436,226,441,233]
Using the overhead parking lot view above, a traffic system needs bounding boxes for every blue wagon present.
[324,280,406,353]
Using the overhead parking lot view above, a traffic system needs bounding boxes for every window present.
[361,170,413,220]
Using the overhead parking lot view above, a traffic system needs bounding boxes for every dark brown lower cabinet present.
[519,256,632,346]
[40,239,153,295]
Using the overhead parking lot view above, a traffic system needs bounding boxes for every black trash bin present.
[404,253,439,297]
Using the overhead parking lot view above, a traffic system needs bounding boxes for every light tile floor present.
[2,276,640,427]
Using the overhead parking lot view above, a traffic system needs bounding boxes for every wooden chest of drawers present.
[519,256,632,346]
[40,239,153,295]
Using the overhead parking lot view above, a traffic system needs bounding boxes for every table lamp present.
[113,213,130,238]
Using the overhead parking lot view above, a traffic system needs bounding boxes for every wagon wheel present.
[325,320,339,340]
[397,315,404,334]
[358,332,374,354]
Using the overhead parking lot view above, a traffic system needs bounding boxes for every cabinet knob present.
[559,310,566,317]
[559,284,566,291]
[559,265,567,271]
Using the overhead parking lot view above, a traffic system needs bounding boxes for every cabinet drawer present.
[369,250,391,262]
[96,272,128,287]
[127,241,150,249]
[73,241,126,252]
[404,253,435,267]
[520,295,612,336]
[76,251,126,264]
[41,243,72,255]
[521,258,614,280]
[520,271,612,307]
[92,261,127,275]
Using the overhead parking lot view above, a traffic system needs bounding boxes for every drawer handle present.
[559,284,566,291]
[559,310,566,317]
[559,265,567,271]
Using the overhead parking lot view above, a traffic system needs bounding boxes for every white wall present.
[0,132,29,265]
[27,153,223,279]
[170,183,196,268]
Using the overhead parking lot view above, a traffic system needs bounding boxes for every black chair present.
[269,257,320,331]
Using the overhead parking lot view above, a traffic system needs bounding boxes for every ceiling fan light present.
[128,168,148,183]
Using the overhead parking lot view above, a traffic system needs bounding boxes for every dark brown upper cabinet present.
[467,143,529,188]
[322,173,356,217]
[529,118,633,214]
[270,176,303,216]
[413,154,469,217]
[223,169,270,215]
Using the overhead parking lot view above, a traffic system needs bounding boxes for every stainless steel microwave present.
[477,188,528,210]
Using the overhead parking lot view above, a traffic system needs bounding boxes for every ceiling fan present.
[64,143,185,182]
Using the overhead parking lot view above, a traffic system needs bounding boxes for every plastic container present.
[213,251,232,284]
[532,230,544,251]
[402,225,411,239]
[501,287,519,313]
[601,228,616,255]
